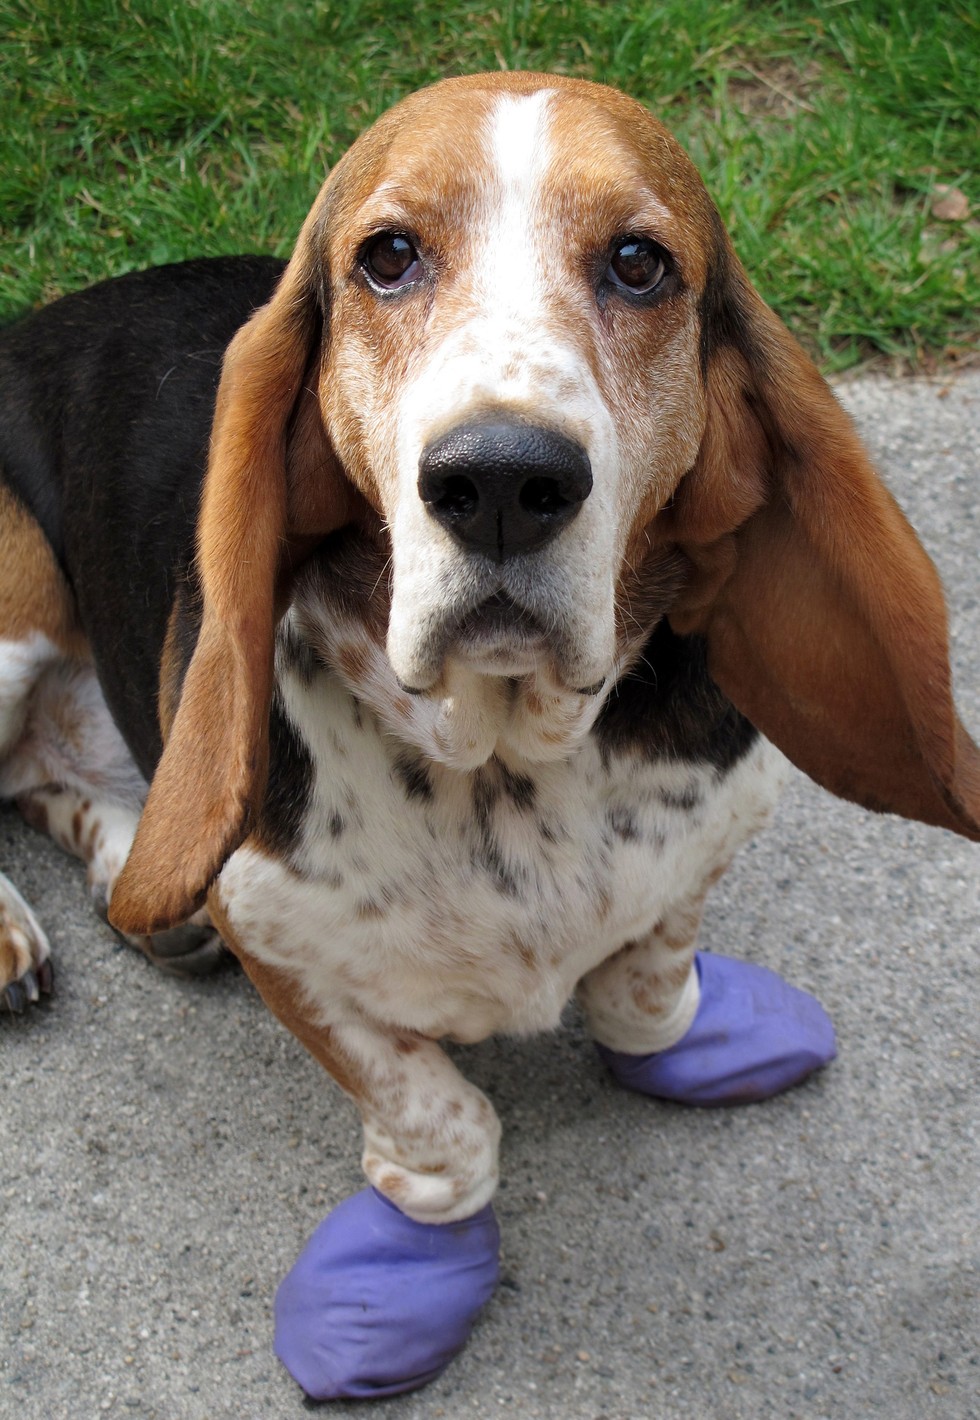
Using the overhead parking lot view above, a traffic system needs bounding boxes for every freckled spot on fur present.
[393,752,434,803]
[659,784,703,812]
[446,1100,463,1119]
[327,811,346,839]
[471,843,521,899]
[663,937,688,955]
[337,641,370,685]
[356,899,386,921]
[499,763,536,812]
[664,915,699,950]
[540,726,567,746]
[394,1035,422,1055]
[606,806,639,842]
[597,886,612,921]
[377,1171,410,1203]
[526,692,544,716]
[471,769,498,823]
[507,934,537,971]
[630,980,669,1016]
[393,695,413,719]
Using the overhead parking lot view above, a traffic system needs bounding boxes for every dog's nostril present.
[419,420,592,561]
[435,473,479,521]
[519,476,568,519]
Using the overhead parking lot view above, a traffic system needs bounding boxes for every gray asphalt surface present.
[2,374,978,1420]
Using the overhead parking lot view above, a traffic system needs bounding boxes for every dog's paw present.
[93,885,229,979]
[0,872,54,1014]
[275,1188,500,1400]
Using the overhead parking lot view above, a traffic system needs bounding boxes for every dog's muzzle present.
[418,420,592,562]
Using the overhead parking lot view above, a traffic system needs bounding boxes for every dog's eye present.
[362,232,421,289]
[606,237,667,294]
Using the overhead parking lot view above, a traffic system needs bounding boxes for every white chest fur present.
[217,656,786,1044]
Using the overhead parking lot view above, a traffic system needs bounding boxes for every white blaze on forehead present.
[488,89,555,189]
[482,90,556,309]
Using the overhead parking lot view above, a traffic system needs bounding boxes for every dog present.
[2,72,977,1399]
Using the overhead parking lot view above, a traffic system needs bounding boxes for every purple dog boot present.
[597,952,836,1105]
[274,1186,500,1400]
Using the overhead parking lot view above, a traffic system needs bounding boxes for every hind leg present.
[1,482,223,1003]
[0,482,83,1011]
[0,634,60,1011]
[17,781,224,977]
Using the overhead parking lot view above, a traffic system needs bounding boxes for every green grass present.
[2,0,977,371]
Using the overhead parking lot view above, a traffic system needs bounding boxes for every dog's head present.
[111,73,980,934]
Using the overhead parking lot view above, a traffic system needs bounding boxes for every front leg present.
[579,880,837,1105]
[210,910,500,1400]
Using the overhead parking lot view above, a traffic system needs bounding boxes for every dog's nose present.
[418,421,593,561]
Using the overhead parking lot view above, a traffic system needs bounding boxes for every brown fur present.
[663,256,980,840]
[110,214,360,934]
[0,482,85,655]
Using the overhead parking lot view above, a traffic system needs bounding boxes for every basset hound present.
[1,72,978,1399]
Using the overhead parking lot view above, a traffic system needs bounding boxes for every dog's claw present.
[37,959,54,994]
[3,981,26,1014]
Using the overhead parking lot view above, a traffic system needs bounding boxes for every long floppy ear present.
[110,209,355,934]
[665,235,980,841]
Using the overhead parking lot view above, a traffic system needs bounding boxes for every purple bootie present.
[596,952,836,1105]
[274,1187,500,1400]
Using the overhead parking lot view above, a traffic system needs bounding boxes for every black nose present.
[418,421,593,561]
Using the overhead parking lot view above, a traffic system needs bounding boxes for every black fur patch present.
[256,694,315,855]
[470,763,525,899]
[596,619,757,772]
[471,767,499,820]
[279,619,319,688]
[498,762,536,812]
[0,256,287,777]
[606,806,640,842]
[697,210,763,378]
[393,752,434,802]
[658,784,703,811]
